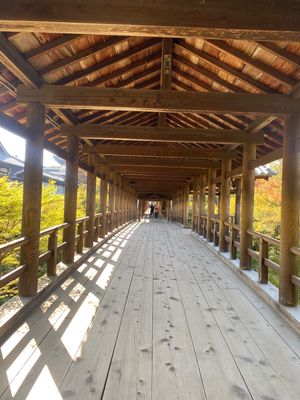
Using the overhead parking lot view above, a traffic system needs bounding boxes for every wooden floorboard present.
[0,220,299,400]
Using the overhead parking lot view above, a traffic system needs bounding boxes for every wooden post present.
[19,103,45,297]
[199,175,206,235]
[192,177,198,231]
[240,143,256,269]
[85,153,97,247]
[99,166,108,238]
[62,135,79,263]
[279,113,300,306]
[235,178,241,225]
[120,180,125,225]
[207,168,216,242]
[219,159,232,252]
[114,175,120,228]
[108,173,116,231]
[183,183,189,226]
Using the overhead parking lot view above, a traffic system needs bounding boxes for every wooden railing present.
[0,210,126,292]
[198,215,300,292]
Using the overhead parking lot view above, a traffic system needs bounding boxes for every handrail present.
[247,229,280,247]
[291,246,300,256]
[39,222,70,238]
[0,209,123,293]
[0,237,29,254]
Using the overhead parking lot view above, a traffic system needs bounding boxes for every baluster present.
[77,221,84,254]
[47,230,58,276]
[230,227,237,260]
[259,238,269,283]
[94,215,99,241]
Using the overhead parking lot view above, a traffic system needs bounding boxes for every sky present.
[0,127,61,167]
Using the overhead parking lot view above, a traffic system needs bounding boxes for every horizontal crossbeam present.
[16,86,300,115]
[85,144,236,159]
[61,124,264,144]
[2,1,300,41]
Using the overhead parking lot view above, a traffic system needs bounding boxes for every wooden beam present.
[158,38,173,126]
[86,144,236,159]
[126,176,188,182]
[0,32,83,138]
[256,42,300,69]
[56,38,160,86]
[40,36,129,76]
[105,157,220,169]
[175,41,273,94]
[206,40,296,88]
[17,85,300,115]
[2,1,300,41]
[113,166,205,175]
[61,125,264,144]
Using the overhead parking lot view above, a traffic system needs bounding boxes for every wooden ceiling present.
[0,1,300,199]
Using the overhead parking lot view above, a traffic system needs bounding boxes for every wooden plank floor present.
[1,220,300,400]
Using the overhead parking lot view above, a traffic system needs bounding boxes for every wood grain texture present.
[2,1,300,41]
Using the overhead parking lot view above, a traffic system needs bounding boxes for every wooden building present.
[0,2,299,399]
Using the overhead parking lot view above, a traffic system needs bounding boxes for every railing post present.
[19,103,45,297]
[219,159,232,252]
[47,230,58,276]
[207,167,216,242]
[62,135,79,264]
[259,238,268,284]
[99,166,108,238]
[77,221,84,254]
[279,113,300,306]
[94,214,100,241]
[85,153,97,247]
[213,220,219,246]
[230,227,237,259]
[240,143,256,269]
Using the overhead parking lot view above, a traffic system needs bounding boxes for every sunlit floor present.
[0,220,300,400]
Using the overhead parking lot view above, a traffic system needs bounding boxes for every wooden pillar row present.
[279,113,300,306]
[62,135,79,264]
[19,103,45,297]
[240,143,256,269]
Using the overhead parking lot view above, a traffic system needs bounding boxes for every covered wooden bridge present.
[0,1,300,399]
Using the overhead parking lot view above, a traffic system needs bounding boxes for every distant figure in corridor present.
[154,206,159,219]
[150,203,155,217]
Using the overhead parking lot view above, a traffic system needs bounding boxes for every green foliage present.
[254,162,282,239]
